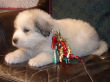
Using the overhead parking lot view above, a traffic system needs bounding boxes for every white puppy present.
[5,9,108,67]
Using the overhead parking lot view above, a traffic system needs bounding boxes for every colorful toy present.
[51,32,81,64]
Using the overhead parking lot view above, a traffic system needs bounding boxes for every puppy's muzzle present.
[13,38,18,44]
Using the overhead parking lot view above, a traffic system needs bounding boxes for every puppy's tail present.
[92,40,108,56]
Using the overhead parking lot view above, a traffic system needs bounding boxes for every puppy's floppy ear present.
[35,17,53,37]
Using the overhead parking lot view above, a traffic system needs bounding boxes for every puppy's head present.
[12,9,53,49]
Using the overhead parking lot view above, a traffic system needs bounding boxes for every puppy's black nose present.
[13,38,18,44]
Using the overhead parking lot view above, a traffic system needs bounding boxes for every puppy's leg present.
[28,52,53,67]
[5,48,31,64]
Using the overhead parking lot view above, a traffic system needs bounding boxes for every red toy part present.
[51,36,57,49]
[69,54,74,59]
[75,56,79,59]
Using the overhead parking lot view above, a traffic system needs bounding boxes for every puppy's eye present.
[23,28,30,33]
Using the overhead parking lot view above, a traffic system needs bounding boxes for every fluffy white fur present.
[5,9,108,67]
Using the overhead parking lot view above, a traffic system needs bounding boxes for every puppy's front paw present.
[28,53,53,67]
[5,52,20,64]
[5,49,29,64]
[28,58,43,67]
